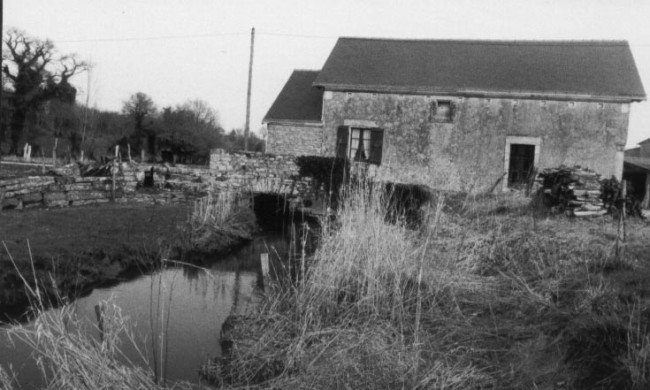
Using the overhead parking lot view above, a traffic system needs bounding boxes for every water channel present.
[0,233,292,389]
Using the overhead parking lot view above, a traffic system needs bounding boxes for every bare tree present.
[180,99,221,128]
[122,92,157,160]
[2,28,86,154]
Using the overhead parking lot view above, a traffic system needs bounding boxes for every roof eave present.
[314,83,647,103]
[263,118,323,127]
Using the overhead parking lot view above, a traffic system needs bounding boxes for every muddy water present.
[0,233,290,389]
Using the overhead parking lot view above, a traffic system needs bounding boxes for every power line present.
[56,31,250,43]
[51,31,650,47]
[54,31,340,44]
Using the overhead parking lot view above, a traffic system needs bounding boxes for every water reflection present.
[0,233,290,389]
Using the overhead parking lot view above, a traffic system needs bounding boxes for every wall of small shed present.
[266,123,323,156]
[321,91,630,192]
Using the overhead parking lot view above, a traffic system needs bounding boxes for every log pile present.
[538,166,607,217]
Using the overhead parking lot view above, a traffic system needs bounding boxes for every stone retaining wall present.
[1,151,315,211]
[209,149,312,196]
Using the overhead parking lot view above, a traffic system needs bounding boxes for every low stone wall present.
[209,149,312,196]
[0,151,317,211]
[0,174,137,210]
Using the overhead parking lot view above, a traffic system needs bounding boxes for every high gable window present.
[431,100,454,122]
[336,126,384,164]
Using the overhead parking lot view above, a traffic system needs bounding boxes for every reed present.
[4,298,193,389]
[188,191,256,252]
[206,183,650,389]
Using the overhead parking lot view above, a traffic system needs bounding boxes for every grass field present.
[205,187,650,389]
[0,203,192,311]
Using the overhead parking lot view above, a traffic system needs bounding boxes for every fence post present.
[260,253,269,289]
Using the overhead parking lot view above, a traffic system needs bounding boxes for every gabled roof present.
[638,138,650,145]
[263,70,323,124]
[625,146,641,158]
[625,156,650,172]
[314,38,646,102]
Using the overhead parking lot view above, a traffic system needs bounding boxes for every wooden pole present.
[112,145,118,201]
[94,303,106,344]
[621,180,627,242]
[260,253,269,288]
[0,1,3,172]
[641,173,650,209]
[244,27,255,152]
[52,138,59,167]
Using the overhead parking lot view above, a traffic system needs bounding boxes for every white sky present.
[4,0,650,147]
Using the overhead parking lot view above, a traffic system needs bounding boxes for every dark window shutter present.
[369,129,384,164]
[336,126,349,159]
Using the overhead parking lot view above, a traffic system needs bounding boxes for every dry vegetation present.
[0,297,194,390]
[188,191,257,253]
[205,184,650,389]
[0,192,258,389]
[2,183,649,389]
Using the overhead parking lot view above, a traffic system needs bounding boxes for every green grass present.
[205,184,650,389]
[0,203,191,311]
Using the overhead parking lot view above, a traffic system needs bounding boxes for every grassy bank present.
[0,193,256,320]
[0,192,260,389]
[205,185,650,389]
[0,203,192,313]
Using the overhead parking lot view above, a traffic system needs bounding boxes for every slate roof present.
[263,70,323,123]
[626,147,641,158]
[625,156,650,172]
[638,138,650,145]
[313,38,646,101]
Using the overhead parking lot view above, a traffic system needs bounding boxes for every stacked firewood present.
[538,166,607,217]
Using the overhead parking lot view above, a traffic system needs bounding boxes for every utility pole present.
[244,27,255,152]
[1,0,4,170]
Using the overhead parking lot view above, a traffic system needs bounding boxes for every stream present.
[0,233,291,389]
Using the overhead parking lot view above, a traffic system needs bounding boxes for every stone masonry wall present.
[0,165,139,210]
[0,151,317,211]
[266,123,323,156]
[209,149,312,196]
[321,91,630,192]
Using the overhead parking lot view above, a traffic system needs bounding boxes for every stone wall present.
[321,91,630,192]
[0,165,138,210]
[209,149,312,196]
[266,123,323,156]
[0,151,318,211]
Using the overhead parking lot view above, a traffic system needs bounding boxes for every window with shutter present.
[336,126,349,159]
[344,127,384,165]
[369,129,384,164]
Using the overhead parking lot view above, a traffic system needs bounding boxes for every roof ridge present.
[337,36,630,46]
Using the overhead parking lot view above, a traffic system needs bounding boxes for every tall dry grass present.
[188,191,256,252]
[3,299,193,390]
[206,183,650,389]
[0,242,201,389]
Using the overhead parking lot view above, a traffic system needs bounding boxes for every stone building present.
[624,138,650,207]
[264,38,646,192]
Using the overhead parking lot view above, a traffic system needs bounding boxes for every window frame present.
[430,99,454,123]
[336,125,384,165]
[503,136,541,191]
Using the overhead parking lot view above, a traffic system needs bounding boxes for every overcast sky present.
[4,0,650,147]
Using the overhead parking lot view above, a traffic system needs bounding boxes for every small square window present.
[431,100,453,122]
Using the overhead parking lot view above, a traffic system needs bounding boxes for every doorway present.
[508,144,536,188]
